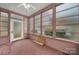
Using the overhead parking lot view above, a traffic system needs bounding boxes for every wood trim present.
[40,13,42,35]
[23,17,25,38]
[33,16,35,32]
[8,12,11,43]
[52,4,56,38]
[27,17,30,38]
[76,44,79,54]
[0,11,1,37]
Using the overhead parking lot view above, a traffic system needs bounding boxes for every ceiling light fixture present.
[22,3,31,8]
[17,3,36,12]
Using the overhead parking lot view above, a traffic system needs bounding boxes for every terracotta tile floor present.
[0,39,63,55]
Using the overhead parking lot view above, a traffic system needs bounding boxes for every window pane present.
[56,3,78,12]
[0,16,8,22]
[0,22,8,27]
[56,6,79,18]
[0,12,9,37]
[1,12,8,17]
[42,9,53,36]
[56,3,79,42]
[29,17,34,33]
[0,27,8,31]
[0,12,8,22]
[14,21,21,38]
[0,31,8,37]
[11,14,23,20]
[23,18,27,34]
[42,9,52,17]
[35,15,41,34]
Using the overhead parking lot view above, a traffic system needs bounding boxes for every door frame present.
[10,18,23,42]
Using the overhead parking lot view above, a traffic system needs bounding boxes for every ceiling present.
[0,3,50,16]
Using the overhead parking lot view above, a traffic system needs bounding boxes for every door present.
[10,19,23,42]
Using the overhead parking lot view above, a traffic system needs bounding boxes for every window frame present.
[29,3,79,43]
[56,3,79,42]
[34,14,41,35]
[0,12,9,37]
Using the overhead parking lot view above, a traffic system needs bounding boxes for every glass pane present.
[11,14,23,20]
[23,18,27,33]
[1,12,8,17]
[42,9,53,36]
[56,6,79,18]
[0,16,8,21]
[0,27,8,31]
[42,15,52,22]
[0,31,8,36]
[14,21,21,38]
[35,15,40,19]
[35,15,41,34]
[29,18,33,33]
[43,9,52,17]
[0,22,8,27]
[56,3,79,42]
[0,12,9,37]
[56,3,78,12]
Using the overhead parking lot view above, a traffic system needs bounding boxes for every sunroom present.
[0,3,79,55]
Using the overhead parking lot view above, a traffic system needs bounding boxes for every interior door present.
[10,19,23,42]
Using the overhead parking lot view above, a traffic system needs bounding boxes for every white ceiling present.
[0,3,50,16]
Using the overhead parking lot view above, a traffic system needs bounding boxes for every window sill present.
[29,33,79,44]
[56,37,79,44]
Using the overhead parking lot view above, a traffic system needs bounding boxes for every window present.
[11,14,23,38]
[29,17,34,33]
[56,4,79,42]
[42,9,53,36]
[23,18,27,36]
[35,15,41,34]
[0,12,9,37]
[11,14,23,20]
